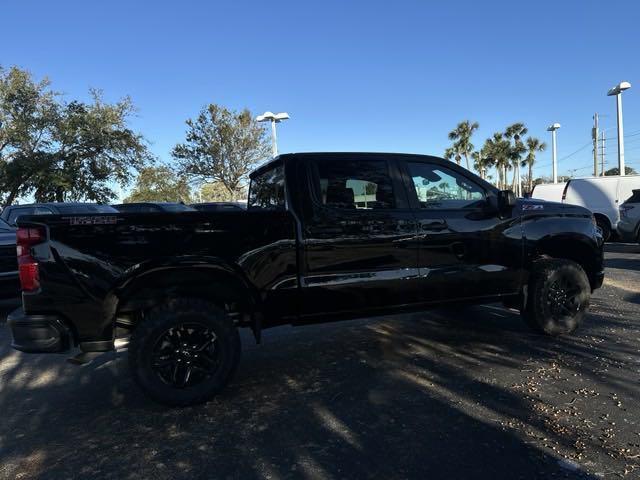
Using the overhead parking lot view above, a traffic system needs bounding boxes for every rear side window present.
[115,204,161,213]
[248,163,286,211]
[314,159,395,209]
[407,162,485,209]
[8,207,36,225]
[56,204,118,214]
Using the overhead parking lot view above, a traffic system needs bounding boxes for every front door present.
[300,155,420,319]
[399,159,523,303]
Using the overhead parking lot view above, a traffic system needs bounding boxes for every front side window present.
[248,163,286,211]
[407,162,486,209]
[315,159,395,210]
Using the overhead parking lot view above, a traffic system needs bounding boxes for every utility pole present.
[601,130,606,176]
[607,81,631,176]
[547,123,561,183]
[592,113,599,176]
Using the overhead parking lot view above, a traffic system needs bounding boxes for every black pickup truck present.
[7,153,604,406]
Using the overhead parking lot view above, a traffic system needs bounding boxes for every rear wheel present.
[522,259,590,335]
[128,298,241,406]
[594,215,611,242]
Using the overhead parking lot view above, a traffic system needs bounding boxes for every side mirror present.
[498,189,517,210]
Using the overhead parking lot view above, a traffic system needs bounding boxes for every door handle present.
[421,220,448,232]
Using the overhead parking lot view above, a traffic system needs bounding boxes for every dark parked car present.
[113,202,196,213]
[190,202,246,212]
[0,218,18,300]
[1,202,118,226]
[7,153,604,406]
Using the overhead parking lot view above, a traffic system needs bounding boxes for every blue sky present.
[2,0,640,195]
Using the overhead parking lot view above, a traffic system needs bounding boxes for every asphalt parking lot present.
[0,244,638,480]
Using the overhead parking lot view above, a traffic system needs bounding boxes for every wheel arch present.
[531,235,602,290]
[105,257,262,332]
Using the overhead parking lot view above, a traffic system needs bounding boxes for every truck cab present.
[7,152,604,406]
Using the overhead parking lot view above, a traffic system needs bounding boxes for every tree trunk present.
[464,154,470,171]
[528,162,533,193]
[3,189,19,209]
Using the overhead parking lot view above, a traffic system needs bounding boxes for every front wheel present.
[128,298,241,406]
[522,259,590,336]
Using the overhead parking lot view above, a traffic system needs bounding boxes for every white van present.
[561,175,640,240]
[530,182,567,202]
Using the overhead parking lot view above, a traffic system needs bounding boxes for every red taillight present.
[16,227,45,292]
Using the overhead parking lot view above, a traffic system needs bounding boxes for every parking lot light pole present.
[547,123,561,183]
[607,81,631,176]
[256,111,290,157]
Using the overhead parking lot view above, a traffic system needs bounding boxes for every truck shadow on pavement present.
[5,293,640,480]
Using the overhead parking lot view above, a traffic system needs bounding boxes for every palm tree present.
[444,146,462,166]
[482,133,511,189]
[447,120,479,171]
[522,137,547,194]
[472,149,494,180]
[504,123,528,195]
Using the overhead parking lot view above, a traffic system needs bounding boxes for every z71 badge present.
[67,216,120,225]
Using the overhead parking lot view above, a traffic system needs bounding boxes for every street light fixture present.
[256,111,290,157]
[547,123,561,184]
[607,81,631,176]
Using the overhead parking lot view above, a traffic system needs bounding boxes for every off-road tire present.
[522,259,590,336]
[128,298,241,406]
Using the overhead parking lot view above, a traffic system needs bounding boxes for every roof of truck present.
[250,152,448,178]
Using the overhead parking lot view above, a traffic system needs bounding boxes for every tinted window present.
[407,162,486,209]
[8,207,36,225]
[315,159,395,209]
[160,203,196,212]
[248,163,286,211]
[115,204,161,213]
[626,190,640,203]
[34,207,54,215]
[55,204,118,214]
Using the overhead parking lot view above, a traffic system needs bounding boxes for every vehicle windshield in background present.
[114,203,196,213]
[190,202,246,212]
[161,203,196,212]
[625,190,640,203]
[55,204,118,214]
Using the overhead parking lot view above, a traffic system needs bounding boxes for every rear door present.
[399,159,523,302]
[300,155,420,318]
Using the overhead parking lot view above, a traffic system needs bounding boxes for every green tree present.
[0,66,58,206]
[124,166,192,203]
[522,137,546,193]
[447,120,479,170]
[444,145,462,165]
[482,133,511,189]
[172,104,270,200]
[35,91,151,202]
[604,166,637,176]
[472,148,494,180]
[0,66,151,206]
[504,122,528,194]
[198,181,247,202]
